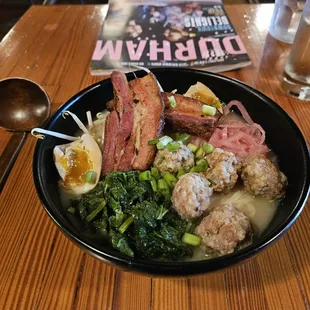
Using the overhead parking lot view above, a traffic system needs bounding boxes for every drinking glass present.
[269,0,305,43]
[281,0,310,100]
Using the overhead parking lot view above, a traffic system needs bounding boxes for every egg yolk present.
[59,147,93,186]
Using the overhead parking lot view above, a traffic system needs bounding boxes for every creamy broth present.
[58,108,281,261]
[211,186,278,236]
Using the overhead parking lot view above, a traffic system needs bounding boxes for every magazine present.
[90,1,251,75]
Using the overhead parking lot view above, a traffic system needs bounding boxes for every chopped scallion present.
[151,167,161,180]
[156,136,173,150]
[177,169,186,178]
[166,142,180,152]
[202,143,214,154]
[196,158,209,171]
[173,133,191,144]
[202,104,217,116]
[195,147,206,159]
[163,173,177,188]
[148,138,159,145]
[157,156,165,165]
[85,171,97,183]
[190,164,207,173]
[139,170,152,181]
[168,95,177,108]
[150,177,158,192]
[187,143,199,153]
[158,178,169,191]
[182,233,201,246]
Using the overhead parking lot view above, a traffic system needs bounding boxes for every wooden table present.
[0,4,309,309]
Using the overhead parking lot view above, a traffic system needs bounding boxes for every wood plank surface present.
[0,4,309,310]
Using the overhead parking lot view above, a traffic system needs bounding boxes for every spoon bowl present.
[0,77,50,192]
[0,78,50,132]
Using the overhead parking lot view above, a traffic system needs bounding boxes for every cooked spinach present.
[69,171,192,260]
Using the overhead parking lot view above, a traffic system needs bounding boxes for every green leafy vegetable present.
[70,171,192,260]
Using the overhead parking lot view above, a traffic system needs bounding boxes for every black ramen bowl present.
[33,68,310,277]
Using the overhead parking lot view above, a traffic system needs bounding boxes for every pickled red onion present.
[209,101,269,157]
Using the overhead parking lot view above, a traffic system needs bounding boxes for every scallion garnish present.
[182,233,201,246]
[202,143,214,154]
[148,138,159,145]
[163,173,177,188]
[168,95,177,108]
[85,171,97,183]
[187,143,199,153]
[202,104,216,116]
[156,135,173,150]
[166,142,180,152]
[139,170,152,181]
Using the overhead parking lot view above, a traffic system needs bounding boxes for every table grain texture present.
[0,4,309,310]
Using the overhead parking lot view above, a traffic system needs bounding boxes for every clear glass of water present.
[281,0,310,100]
[269,0,305,43]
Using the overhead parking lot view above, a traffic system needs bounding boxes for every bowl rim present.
[33,68,310,276]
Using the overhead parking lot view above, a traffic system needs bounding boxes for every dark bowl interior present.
[33,68,310,277]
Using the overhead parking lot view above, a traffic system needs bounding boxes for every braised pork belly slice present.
[129,73,165,171]
[102,72,135,175]
[111,71,135,170]
[162,92,221,139]
[102,111,119,176]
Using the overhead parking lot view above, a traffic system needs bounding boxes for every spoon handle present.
[0,132,27,193]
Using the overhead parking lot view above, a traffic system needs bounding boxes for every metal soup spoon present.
[0,78,50,193]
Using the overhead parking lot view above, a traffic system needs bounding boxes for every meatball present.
[172,173,213,220]
[153,142,194,175]
[195,204,251,256]
[241,154,287,200]
[203,148,240,193]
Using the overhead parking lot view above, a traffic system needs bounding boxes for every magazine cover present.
[90,1,251,75]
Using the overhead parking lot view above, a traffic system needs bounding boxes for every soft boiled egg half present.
[53,134,102,195]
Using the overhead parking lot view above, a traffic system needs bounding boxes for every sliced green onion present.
[148,138,159,145]
[139,170,152,181]
[202,105,217,116]
[151,167,161,180]
[119,216,134,234]
[166,142,180,152]
[85,200,106,223]
[202,143,214,154]
[85,171,97,183]
[157,156,165,165]
[195,147,206,159]
[190,165,206,173]
[163,173,178,188]
[158,178,169,191]
[173,133,191,144]
[196,158,209,171]
[187,143,199,153]
[67,207,76,215]
[156,136,173,150]
[177,169,186,178]
[158,178,171,199]
[168,95,177,108]
[190,166,200,173]
[150,177,158,192]
[182,233,201,246]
